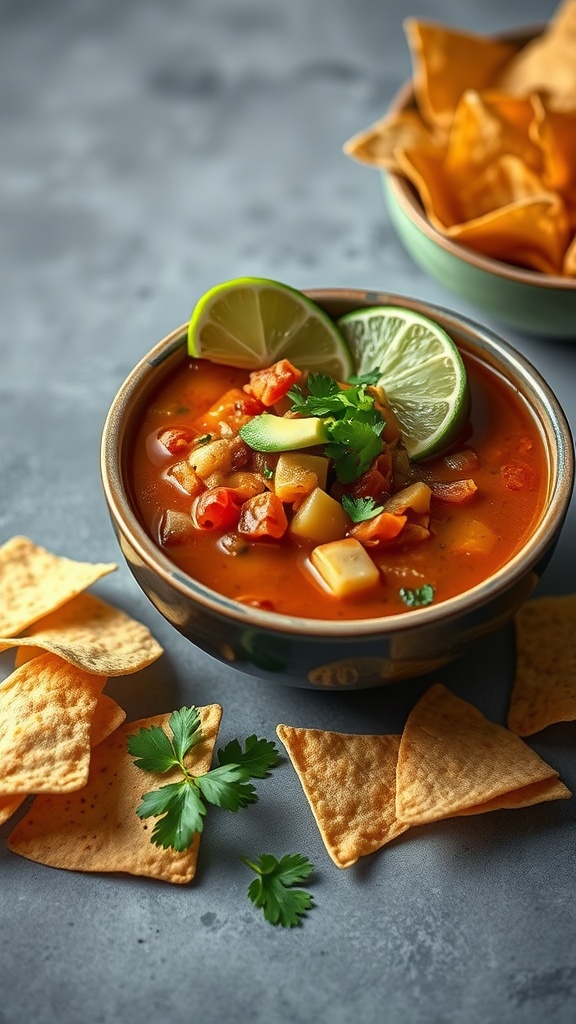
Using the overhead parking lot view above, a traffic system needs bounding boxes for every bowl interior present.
[102,290,574,639]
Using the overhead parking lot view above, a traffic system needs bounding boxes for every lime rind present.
[188,277,354,379]
[338,306,469,460]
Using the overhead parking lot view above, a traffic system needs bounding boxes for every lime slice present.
[337,306,469,460]
[188,277,354,378]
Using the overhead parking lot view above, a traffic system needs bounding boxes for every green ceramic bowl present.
[383,80,576,340]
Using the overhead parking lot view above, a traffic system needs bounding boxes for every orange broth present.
[130,354,548,620]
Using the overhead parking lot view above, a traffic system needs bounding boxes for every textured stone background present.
[1,2,575,1022]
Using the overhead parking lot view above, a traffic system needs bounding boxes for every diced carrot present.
[238,492,288,539]
[196,388,265,435]
[429,479,478,503]
[157,427,197,456]
[350,512,407,547]
[243,359,303,407]
[192,487,243,531]
[501,462,537,491]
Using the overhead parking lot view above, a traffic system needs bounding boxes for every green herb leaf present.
[168,706,203,763]
[348,369,381,386]
[128,708,279,851]
[241,853,315,927]
[136,780,207,850]
[127,724,179,774]
[341,494,385,523]
[196,764,257,810]
[399,583,435,608]
[195,433,212,445]
[262,465,274,480]
[217,735,280,779]
[325,417,384,483]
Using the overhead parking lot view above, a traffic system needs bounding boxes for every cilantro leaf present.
[136,780,207,850]
[348,369,381,386]
[325,417,384,483]
[341,494,385,523]
[128,707,280,851]
[399,583,435,608]
[242,853,315,927]
[127,724,179,774]
[168,705,203,763]
[196,764,257,810]
[217,735,280,779]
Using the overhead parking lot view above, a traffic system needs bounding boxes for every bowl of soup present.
[100,288,573,688]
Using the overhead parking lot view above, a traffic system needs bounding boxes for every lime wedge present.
[188,277,354,378]
[337,306,469,460]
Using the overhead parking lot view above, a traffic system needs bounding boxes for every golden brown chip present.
[0,536,116,637]
[445,90,542,187]
[0,795,25,827]
[453,776,571,815]
[404,18,517,129]
[508,594,576,735]
[1,592,163,675]
[563,233,576,275]
[8,704,222,884]
[0,694,125,826]
[277,724,408,868]
[530,94,576,203]
[90,694,126,746]
[496,0,576,110]
[343,108,445,171]
[0,652,106,794]
[396,684,566,825]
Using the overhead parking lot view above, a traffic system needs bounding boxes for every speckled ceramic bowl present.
[100,289,573,689]
[382,36,576,340]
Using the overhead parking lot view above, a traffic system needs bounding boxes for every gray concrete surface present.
[1,2,575,1022]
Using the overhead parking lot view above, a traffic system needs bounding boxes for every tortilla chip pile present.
[278,665,574,868]
[344,0,576,276]
[0,537,217,883]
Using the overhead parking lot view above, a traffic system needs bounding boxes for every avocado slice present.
[239,413,329,452]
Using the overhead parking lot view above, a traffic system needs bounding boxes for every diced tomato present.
[429,479,478,503]
[196,389,265,435]
[238,492,288,539]
[157,427,197,456]
[192,487,243,531]
[350,512,407,547]
[501,462,537,491]
[243,360,303,407]
[335,451,393,504]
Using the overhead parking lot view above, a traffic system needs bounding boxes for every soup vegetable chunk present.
[131,313,547,621]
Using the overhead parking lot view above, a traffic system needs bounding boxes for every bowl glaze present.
[101,289,574,689]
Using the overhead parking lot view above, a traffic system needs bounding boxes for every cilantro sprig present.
[399,583,435,608]
[341,494,385,523]
[241,853,315,927]
[288,373,386,483]
[128,709,279,852]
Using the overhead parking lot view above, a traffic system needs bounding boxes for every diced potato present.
[445,518,498,556]
[290,487,349,544]
[274,453,329,502]
[188,438,236,479]
[382,481,432,516]
[159,509,194,546]
[165,460,204,497]
[311,538,380,597]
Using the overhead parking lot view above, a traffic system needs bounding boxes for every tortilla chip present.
[0,652,106,794]
[404,18,517,129]
[0,694,125,827]
[564,233,576,275]
[507,595,576,735]
[8,704,222,884]
[90,694,126,746]
[0,795,25,827]
[0,536,116,637]
[445,91,542,185]
[457,155,557,221]
[343,108,445,171]
[277,724,408,868]
[530,94,576,203]
[496,0,576,110]
[396,684,566,825]
[2,592,163,676]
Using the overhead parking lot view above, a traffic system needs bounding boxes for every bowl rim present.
[384,35,576,293]
[101,288,574,640]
